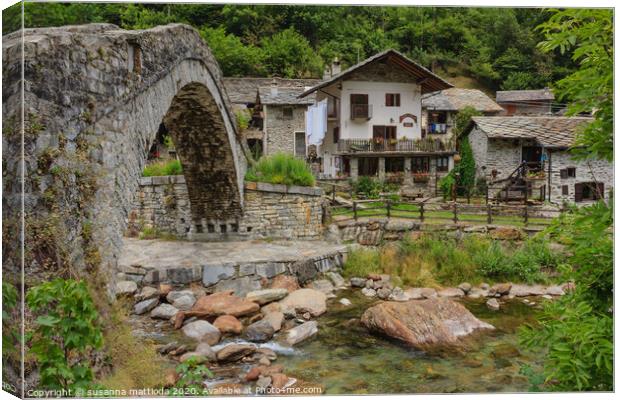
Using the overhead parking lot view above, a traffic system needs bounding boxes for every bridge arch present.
[2,23,248,281]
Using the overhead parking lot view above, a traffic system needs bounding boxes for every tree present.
[261,28,323,78]
[519,8,613,391]
[200,27,264,76]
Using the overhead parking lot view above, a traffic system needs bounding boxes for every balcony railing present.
[350,104,372,120]
[337,138,455,154]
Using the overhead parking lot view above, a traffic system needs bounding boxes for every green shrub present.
[142,159,182,177]
[351,176,382,198]
[26,279,103,390]
[438,173,455,200]
[245,152,315,187]
[342,247,381,278]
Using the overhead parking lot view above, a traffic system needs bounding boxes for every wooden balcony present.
[336,138,456,154]
[350,104,372,120]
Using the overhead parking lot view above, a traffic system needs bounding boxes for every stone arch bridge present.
[2,23,250,282]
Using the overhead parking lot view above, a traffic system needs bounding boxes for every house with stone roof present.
[421,88,503,140]
[495,88,555,115]
[299,49,456,195]
[463,116,613,204]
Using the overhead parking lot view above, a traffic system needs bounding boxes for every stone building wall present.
[264,104,307,156]
[128,177,325,240]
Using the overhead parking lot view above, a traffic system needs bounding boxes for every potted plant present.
[413,172,430,183]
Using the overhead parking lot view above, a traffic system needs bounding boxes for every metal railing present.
[337,138,455,153]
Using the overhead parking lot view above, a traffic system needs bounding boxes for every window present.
[333,126,340,144]
[358,157,378,176]
[350,94,370,119]
[385,157,405,173]
[562,185,569,196]
[294,131,306,158]
[436,156,449,172]
[412,157,430,173]
[560,167,576,179]
[385,93,401,107]
[372,126,397,141]
[282,107,294,120]
[350,94,368,105]
[575,182,604,202]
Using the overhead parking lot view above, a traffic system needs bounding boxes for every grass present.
[245,152,315,187]
[142,159,182,177]
[138,226,178,241]
[343,233,563,287]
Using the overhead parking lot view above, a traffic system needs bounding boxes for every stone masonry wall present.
[264,104,307,156]
[128,178,325,240]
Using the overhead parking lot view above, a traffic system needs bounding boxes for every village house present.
[298,49,456,195]
[464,116,613,204]
[421,88,503,140]
[495,88,555,115]
[223,77,320,156]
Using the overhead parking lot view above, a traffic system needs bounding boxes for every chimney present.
[270,78,278,96]
[331,57,341,76]
[323,65,331,80]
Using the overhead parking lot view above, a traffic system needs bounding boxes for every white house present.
[299,49,456,193]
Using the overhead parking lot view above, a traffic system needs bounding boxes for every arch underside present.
[164,82,243,225]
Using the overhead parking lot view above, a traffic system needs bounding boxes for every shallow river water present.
[278,290,544,394]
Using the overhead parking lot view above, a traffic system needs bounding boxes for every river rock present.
[261,302,282,314]
[246,289,289,305]
[420,288,438,299]
[116,280,137,296]
[285,321,318,345]
[492,283,512,295]
[179,352,209,363]
[263,311,284,332]
[187,291,260,317]
[213,315,243,335]
[365,279,374,288]
[350,277,366,287]
[326,272,346,288]
[195,342,216,361]
[245,366,263,381]
[361,288,376,297]
[458,283,472,294]
[256,376,271,391]
[158,283,173,297]
[361,298,494,350]
[339,298,352,306]
[256,348,278,361]
[171,294,196,311]
[509,284,546,297]
[166,290,194,303]
[490,227,524,240]
[480,283,490,290]
[137,286,159,301]
[545,285,565,296]
[389,287,409,302]
[182,320,221,345]
[279,289,327,317]
[367,273,382,281]
[486,298,500,311]
[403,288,423,300]
[467,288,488,299]
[245,320,275,342]
[134,298,159,315]
[216,343,257,362]
[377,287,392,300]
[269,275,300,293]
[307,279,335,295]
[438,288,465,298]
[150,303,179,320]
[270,373,289,389]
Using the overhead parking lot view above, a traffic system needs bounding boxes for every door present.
[294,131,306,158]
[522,146,542,171]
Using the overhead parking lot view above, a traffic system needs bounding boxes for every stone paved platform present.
[117,238,348,294]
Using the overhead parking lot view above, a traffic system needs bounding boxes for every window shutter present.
[560,169,568,179]
[596,182,605,199]
[396,94,401,107]
[562,185,568,196]
[574,183,583,202]
[385,93,391,106]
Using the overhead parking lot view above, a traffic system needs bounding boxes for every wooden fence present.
[330,199,564,227]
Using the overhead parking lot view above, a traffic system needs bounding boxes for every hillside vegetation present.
[3,4,577,93]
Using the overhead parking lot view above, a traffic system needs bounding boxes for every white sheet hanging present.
[308,99,327,145]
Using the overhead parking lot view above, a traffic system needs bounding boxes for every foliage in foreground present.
[245,152,315,187]
[142,159,183,177]
[175,356,214,392]
[520,202,613,391]
[26,279,103,391]
[342,233,560,287]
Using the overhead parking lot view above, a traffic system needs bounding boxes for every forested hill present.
[3,3,577,93]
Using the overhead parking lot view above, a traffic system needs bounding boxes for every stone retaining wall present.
[128,177,325,241]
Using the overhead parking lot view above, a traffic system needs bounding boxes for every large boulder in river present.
[361,298,494,350]
[174,291,259,328]
[278,288,327,317]
[182,320,221,345]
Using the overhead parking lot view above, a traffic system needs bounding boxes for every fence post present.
[453,201,458,224]
[332,184,336,203]
[420,203,425,222]
[485,185,489,205]
[467,188,471,204]
[386,199,391,219]
[487,203,492,224]
[353,201,358,221]
[452,183,456,202]
[523,183,529,225]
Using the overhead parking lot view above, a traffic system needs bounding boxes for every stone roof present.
[422,88,503,113]
[468,116,592,148]
[496,89,555,103]
[223,77,321,104]
[299,49,453,98]
[258,86,315,105]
